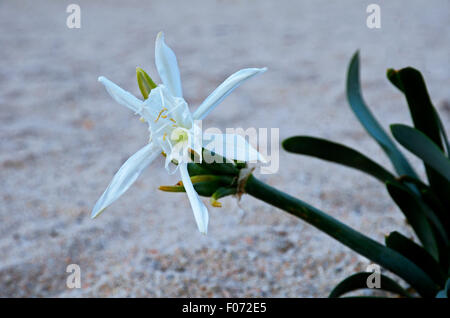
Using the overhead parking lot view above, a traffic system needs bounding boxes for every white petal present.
[179,163,209,234]
[193,67,267,120]
[91,143,160,219]
[203,133,267,163]
[98,76,143,113]
[155,32,183,98]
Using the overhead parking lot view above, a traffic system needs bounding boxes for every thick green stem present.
[244,175,439,297]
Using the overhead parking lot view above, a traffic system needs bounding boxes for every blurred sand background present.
[0,0,449,297]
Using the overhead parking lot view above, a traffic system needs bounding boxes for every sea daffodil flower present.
[91,32,266,234]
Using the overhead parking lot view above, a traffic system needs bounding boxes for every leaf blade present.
[388,67,450,211]
[387,67,444,151]
[245,175,439,297]
[386,181,439,260]
[385,231,445,286]
[391,124,450,182]
[347,52,417,178]
[282,136,396,183]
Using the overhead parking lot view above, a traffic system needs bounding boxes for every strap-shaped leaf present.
[329,272,411,298]
[386,181,439,260]
[388,67,450,211]
[245,175,439,297]
[391,124,450,182]
[387,67,447,153]
[282,136,396,183]
[399,176,450,239]
[347,52,417,178]
[385,231,445,286]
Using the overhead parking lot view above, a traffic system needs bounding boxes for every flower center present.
[170,127,189,144]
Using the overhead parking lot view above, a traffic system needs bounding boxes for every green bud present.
[191,174,235,186]
[210,187,237,207]
[159,175,235,197]
[187,163,212,176]
[136,67,157,100]
[193,181,223,197]
[158,185,185,192]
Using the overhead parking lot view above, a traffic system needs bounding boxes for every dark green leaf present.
[347,52,417,178]
[391,124,450,182]
[386,69,404,91]
[385,231,445,286]
[388,67,450,211]
[386,181,439,260]
[387,67,444,151]
[399,176,450,239]
[329,272,411,298]
[282,136,396,183]
[245,175,439,297]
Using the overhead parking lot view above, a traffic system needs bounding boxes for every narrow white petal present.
[98,76,143,113]
[193,67,267,120]
[203,133,267,163]
[155,32,183,98]
[179,163,209,234]
[91,143,160,219]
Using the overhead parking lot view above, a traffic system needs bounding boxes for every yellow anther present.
[161,115,168,119]
[139,117,146,123]
[155,108,168,123]
[211,200,222,208]
[169,118,176,123]
[163,132,167,141]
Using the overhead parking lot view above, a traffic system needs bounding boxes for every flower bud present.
[136,67,157,100]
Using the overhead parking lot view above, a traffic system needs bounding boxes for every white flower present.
[92,32,266,234]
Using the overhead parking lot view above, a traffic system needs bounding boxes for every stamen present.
[139,117,146,123]
[163,132,167,141]
[155,107,168,123]
[169,118,176,123]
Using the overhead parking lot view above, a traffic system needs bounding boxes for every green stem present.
[244,175,439,297]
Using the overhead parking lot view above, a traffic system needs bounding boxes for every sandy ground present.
[0,0,449,297]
